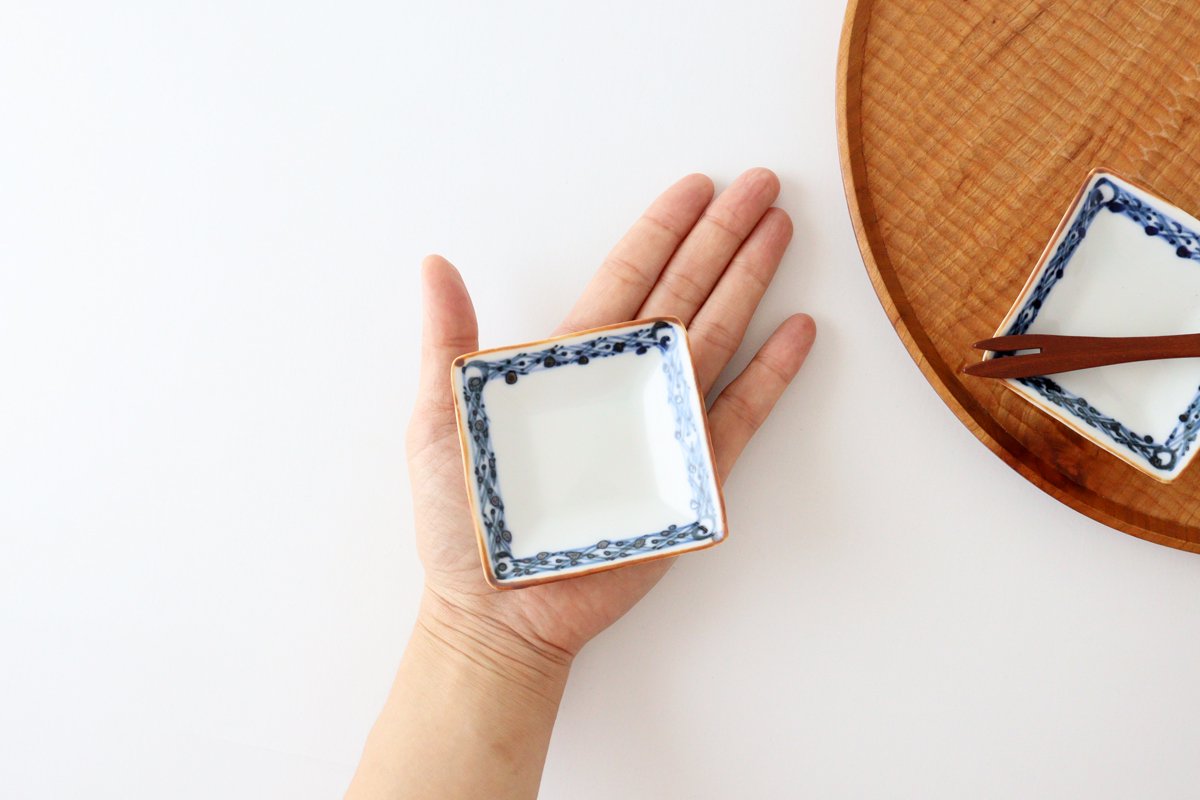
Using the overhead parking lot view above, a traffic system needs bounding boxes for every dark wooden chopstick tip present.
[962,358,1025,379]
[973,336,1031,352]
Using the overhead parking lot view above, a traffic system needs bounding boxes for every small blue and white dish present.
[451,317,727,588]
[986,170,1200,482]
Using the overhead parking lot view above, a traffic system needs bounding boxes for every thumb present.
[416,254,479,420]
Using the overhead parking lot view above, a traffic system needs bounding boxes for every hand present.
[408,168,815,663]
[348,169,816,800]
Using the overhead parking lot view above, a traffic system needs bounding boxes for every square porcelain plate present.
[987,170,1200,482]
[452,317,727,588]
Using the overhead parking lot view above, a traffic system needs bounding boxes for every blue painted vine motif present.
[1002,177,1200,472]
[505,521,711,576]
[459,321,718,579]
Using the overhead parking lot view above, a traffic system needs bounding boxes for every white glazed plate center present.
[993,172,1200,480]
[453,318,725,584]
[484,349,695,559]
[1026,208,1200,441]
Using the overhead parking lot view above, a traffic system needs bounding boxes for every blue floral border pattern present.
[1002,177,1200,472]
[459,320,718,580]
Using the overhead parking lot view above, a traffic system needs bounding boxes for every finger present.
[688,207,793,392]
[416,254,479,420]
[638,167,780,324]
[557,173,714,334]
[708,314,816,482]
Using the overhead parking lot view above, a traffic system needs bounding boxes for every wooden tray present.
[837,0,1200,552]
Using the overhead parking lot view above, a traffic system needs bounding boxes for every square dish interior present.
[454,318,725,585]
[988,171,1200,481]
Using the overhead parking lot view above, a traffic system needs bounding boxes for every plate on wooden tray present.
[837,0,1200,551]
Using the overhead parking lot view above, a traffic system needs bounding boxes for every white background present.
[4,1,1200,797]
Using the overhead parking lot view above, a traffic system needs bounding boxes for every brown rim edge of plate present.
[833,0,1200,553]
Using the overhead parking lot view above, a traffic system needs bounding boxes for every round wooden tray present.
[837,0,1200,552]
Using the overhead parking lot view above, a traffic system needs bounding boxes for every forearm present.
[346,591,572,800]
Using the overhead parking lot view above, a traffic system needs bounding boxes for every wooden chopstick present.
[964,333,1200,379]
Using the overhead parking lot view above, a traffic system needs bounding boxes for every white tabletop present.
[5,1,1200,797]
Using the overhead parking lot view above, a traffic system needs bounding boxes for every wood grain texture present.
[837,0,1200,551]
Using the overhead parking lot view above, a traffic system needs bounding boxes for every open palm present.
[407,169,815,662]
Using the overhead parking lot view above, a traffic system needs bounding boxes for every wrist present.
[349,590,572,799]
[415,588,573,704]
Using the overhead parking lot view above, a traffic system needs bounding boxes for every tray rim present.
[834,0,1200,553]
